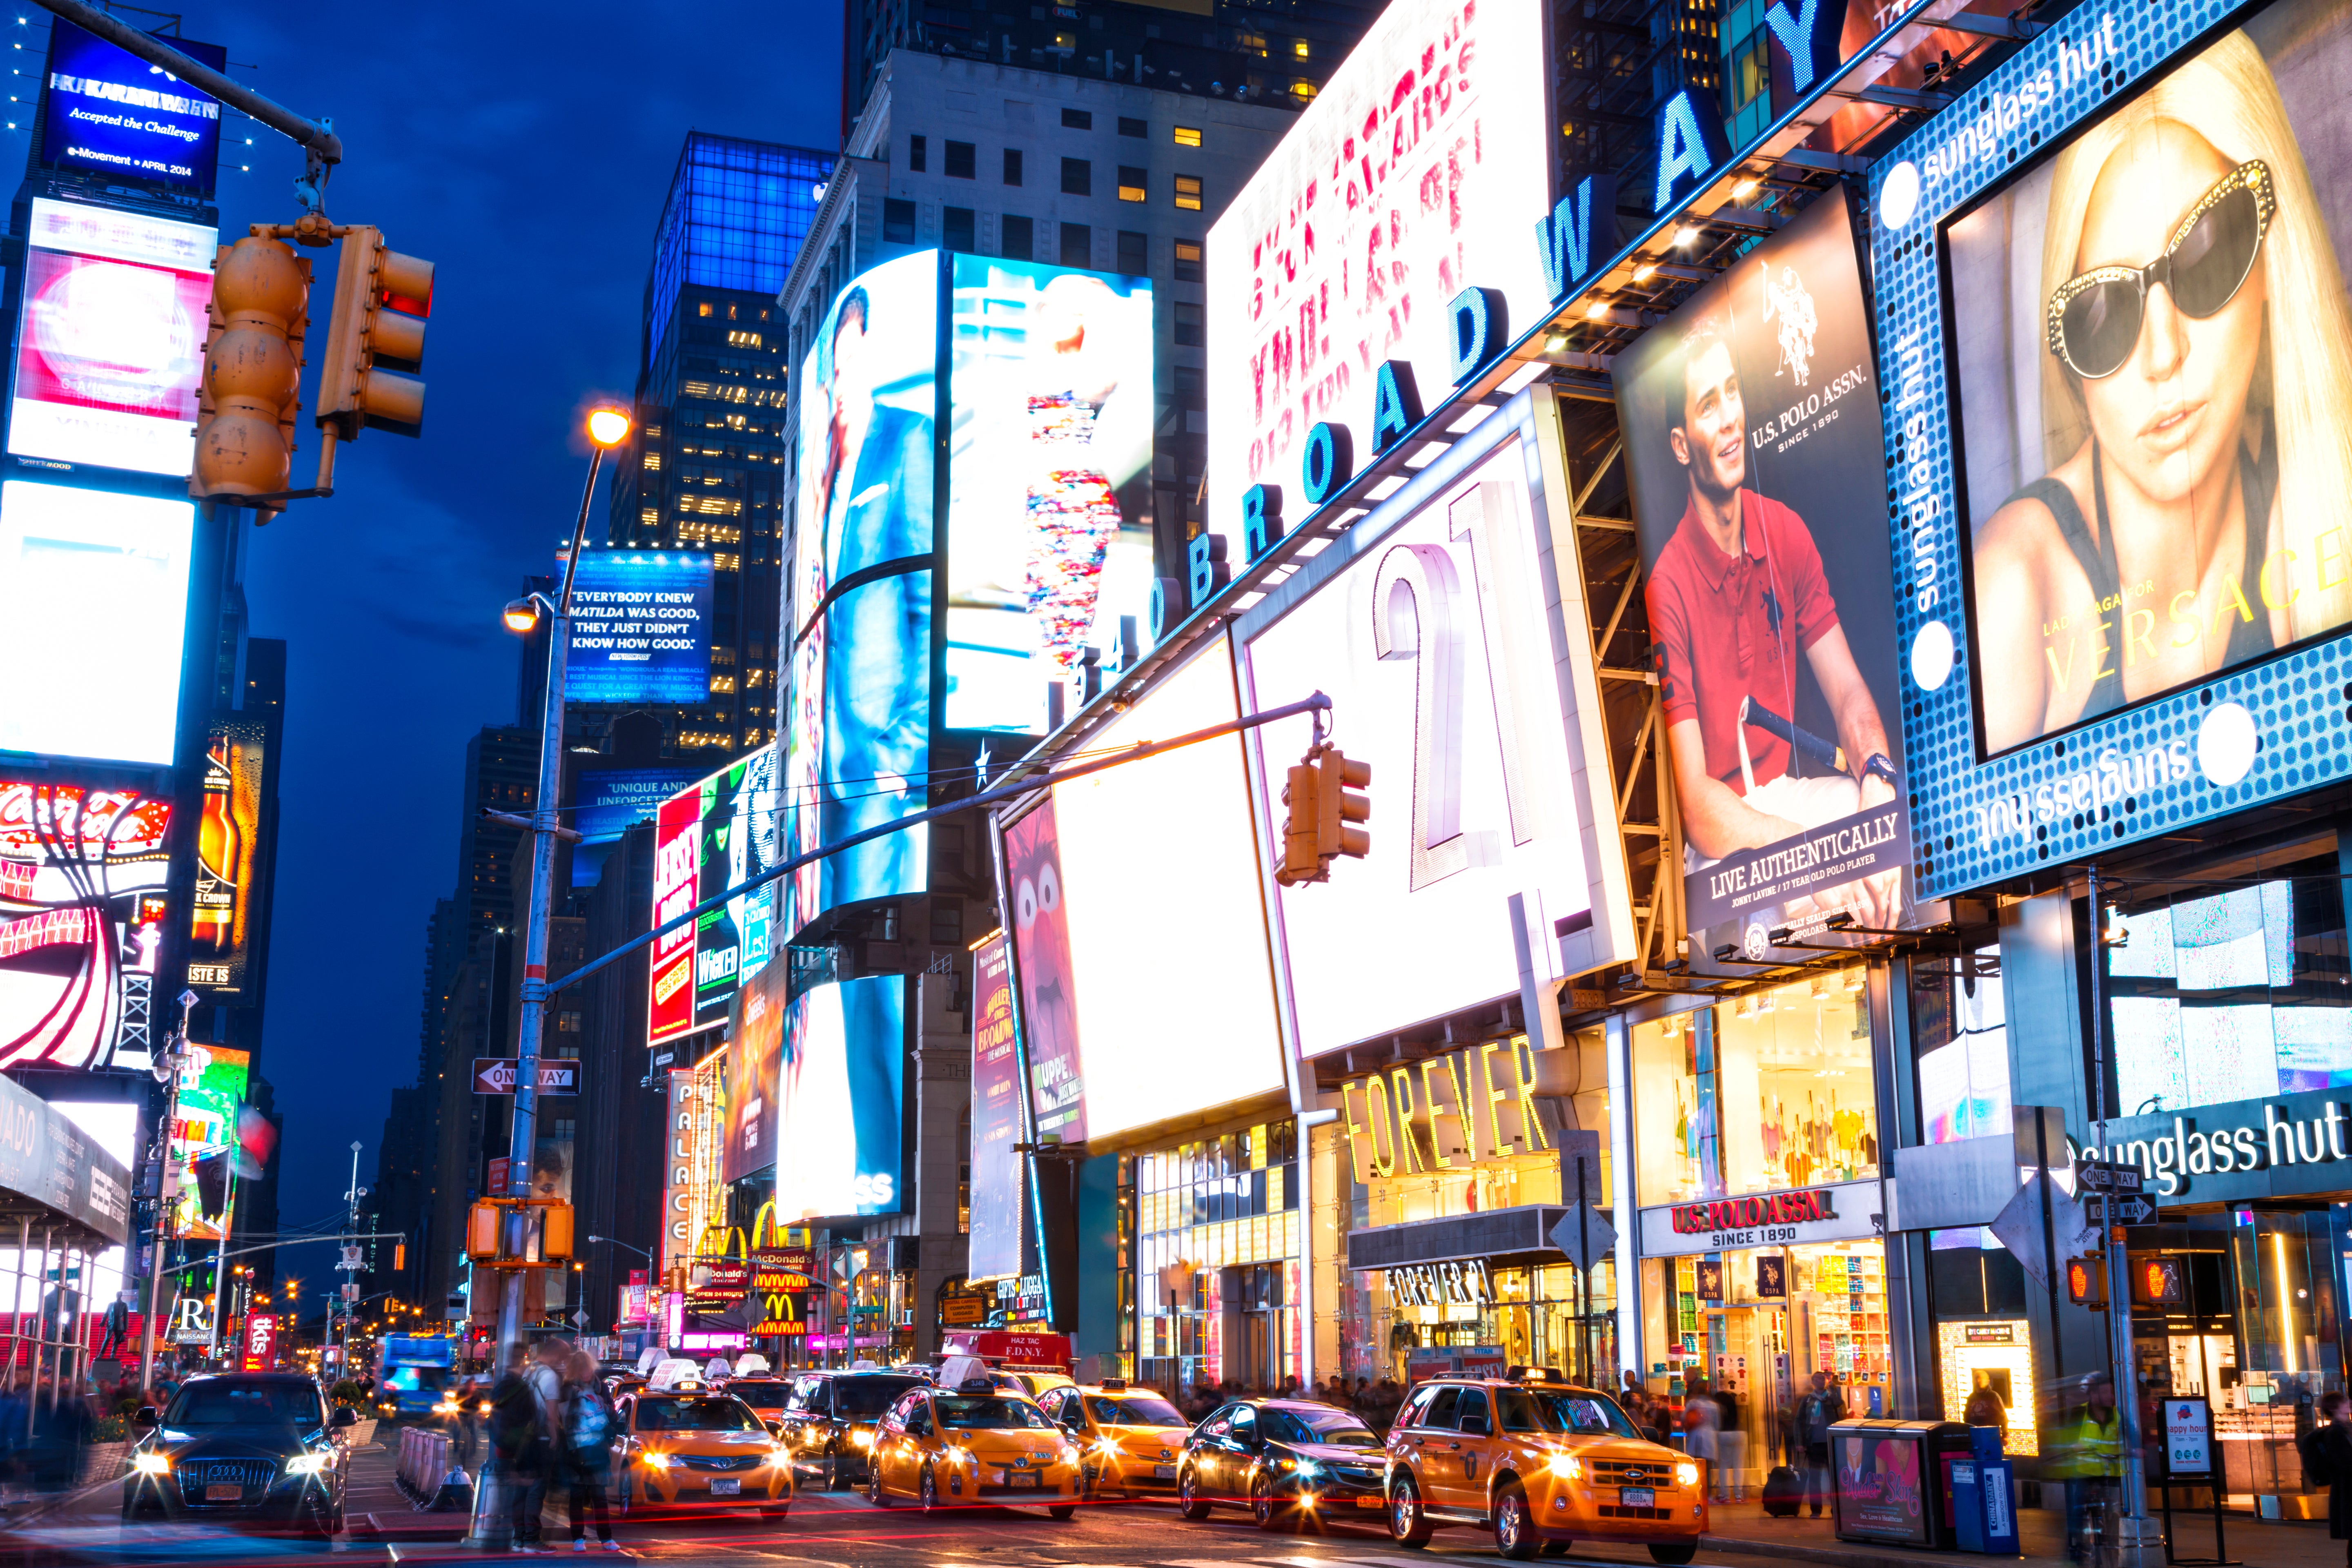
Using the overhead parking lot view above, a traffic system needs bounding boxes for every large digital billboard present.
[1001,797,1083,1141]
[1869,0,2352,893]
[0,780,170,1072]
[1236,391,1632,1058]
[1040,637,1285,1140]
[1206,0,1555,542]
[967,936,1024,1282]
[187,716,263,996]
[725,964,783,1185]
[39,21,226,194]
[0,480,193,766]
[783,252,937,942]
[645,749,778,1050]
[561,548,714,705]
[9,198,214,475]
[170,1042,247,1241]
[571,765,695,889]
[774,976,905,1221]
[1613,189,1918,963]
[945,256,1154,733]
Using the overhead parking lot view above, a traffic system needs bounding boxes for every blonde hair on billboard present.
[2038,28,2352,637]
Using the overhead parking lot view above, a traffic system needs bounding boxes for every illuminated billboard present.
[187,716,263,996]
[1001,797,1082,1141]
[1236,391,1633,1058]
[1613,189,1919,963]
[1205,0,1555,542]
[0,480,193,766]
[1868,0,2352,891]
[9,198,214,475]
[571,765,695,889]
[171,1042,247,1241]
[967,936,1023,1282]
[645,748,779,1050]
[662,1055,727,1271]
[560,548,714,706]
[726,965,782,1185]
[775,975,905,1221]
[783,251,938,942]
[945,256,1154,733]
[39,21,225,194]
[0,780,170,1072]
[1039,638,1285,1140]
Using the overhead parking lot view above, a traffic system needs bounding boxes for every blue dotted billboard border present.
[1866,0,2352,897]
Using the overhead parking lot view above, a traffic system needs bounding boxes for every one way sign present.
[472,1059,579,1095]
[2106,1194,2158,1227]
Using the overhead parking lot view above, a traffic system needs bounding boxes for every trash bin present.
[1950,1456,2020,1555]
[1830,1417,1975,1548]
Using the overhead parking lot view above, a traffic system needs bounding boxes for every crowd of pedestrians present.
[483,1338,620,1553]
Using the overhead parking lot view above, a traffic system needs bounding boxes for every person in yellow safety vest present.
[2048,1372,2122,1565]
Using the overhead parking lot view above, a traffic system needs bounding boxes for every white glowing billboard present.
[9,198,214,476]
[1205,0,1554,540]
[0,481,194,766]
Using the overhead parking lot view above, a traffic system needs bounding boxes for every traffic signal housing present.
[1316,745,1372,865]
[1275,762,1322,886]
[2067,1255,2108,1310]
[314,225,430,443]
[192,236,310,509]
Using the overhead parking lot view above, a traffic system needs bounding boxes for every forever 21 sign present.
[1637,1179,1880,1258]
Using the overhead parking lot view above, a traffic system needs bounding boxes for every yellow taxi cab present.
[864,1377,1084,1517]
[1384,1374,1703,1561]
[614,1389,795,1517]
[1036,1379,1194,1500]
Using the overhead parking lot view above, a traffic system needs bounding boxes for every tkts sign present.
[1638,1178,1880,1257]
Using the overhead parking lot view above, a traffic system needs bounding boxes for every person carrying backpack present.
[1797,1370,1846,1518]
[488,1344,550,1553]
[559,1351,618,1552]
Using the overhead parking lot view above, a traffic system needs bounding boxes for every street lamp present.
[584,1235,654,1264]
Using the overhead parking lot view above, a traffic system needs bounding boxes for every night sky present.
[133,2,840,1232]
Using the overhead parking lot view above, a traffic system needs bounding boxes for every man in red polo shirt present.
[1644,320,1901,928]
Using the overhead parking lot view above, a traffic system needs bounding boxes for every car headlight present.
[767,1448,793,1468]
[287,1451,336,1476]
[641,1452,674,1469]
[1548,1454,1584,1480]
[1294,1458,1322,1479]
[1093,1438,1119,1458]
[1676,1462,1700,1487]
[851,1429,873,1449]
[133,1451,171,1477]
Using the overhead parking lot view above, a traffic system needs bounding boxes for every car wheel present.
[1049,1503,1078,1520]
[867,1461,890,1507]
[1389,1474,1434,1548]
[1253,1472,1281,1531]
[920,1463,941,1512]
[829,1447,848,1492]
[1542,1541,1574,1557]
[1650,1544,1699,1565]
[1495,1481,1537,1561]
[1176,1466,1212,1521]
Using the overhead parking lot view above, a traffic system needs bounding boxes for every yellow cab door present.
[1428,1385,1500,1512]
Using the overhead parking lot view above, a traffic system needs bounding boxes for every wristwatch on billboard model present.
[1863,752,1899,786]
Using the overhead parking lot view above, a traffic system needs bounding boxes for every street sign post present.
[472,1059,579,1095]
[2107,1194,2157,1227]
[2076,1159,2145,1193]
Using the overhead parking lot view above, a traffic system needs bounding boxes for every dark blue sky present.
[178,1,840,1229]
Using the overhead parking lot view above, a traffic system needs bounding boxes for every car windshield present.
[635,1397,760,1432]
[936,1396,1052,1430]
[728,1382,790,1410]
[1262,1407,1383,1447]
[1534,1392,1639,1437]
[1089,1394,1185,1427]
[835,1377,922,1418]
[167,1381,323,1429]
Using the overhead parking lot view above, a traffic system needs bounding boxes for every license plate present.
[1153,1464,1176,1480]
[1357,1495,1386,1509]
[1621,1487,1655,1508]
[1009,1471,1041,1489]
[205,1483,244,1502]
[710,1478,741,1497]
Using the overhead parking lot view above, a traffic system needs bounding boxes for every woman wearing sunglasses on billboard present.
[1972,29,2352,754]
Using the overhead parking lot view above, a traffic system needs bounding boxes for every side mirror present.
[332,1406,359,1428]
[134,1406,158,1428]
[1460,1414,1492,1437]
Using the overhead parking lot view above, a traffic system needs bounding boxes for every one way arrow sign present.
[2107,1194,2157,1227]
[472,1059,579,1095]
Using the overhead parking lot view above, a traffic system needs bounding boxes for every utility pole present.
[137,992,198,1395]
[2086,866,2156,1566]
[336,1143,366,1377]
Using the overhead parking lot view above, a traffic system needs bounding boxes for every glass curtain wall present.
[1136,1121,1300,1395]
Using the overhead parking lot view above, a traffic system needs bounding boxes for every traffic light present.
[1316,745,1372,866]
[192,236,310,508]
[313,225,431,443]
[2135,1256,2185,1306]
[2067,1255,2108,1310]
[1275,763,1322,886]
[393,1242,406,1273]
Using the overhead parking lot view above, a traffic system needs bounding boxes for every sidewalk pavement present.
[1695,1494,2323,1568]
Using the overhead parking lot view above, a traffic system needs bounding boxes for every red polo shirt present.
[1645,488,1839,796]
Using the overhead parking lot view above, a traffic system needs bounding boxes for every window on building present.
[1730,29,1768,112]
[1173,364,1203,392]
[1174,238,1203,282]
[697,301,713,316]
[1002,214,1035,260]
[1173,301,1203,346]
[1292,37,1309,56]
[1060,221,1091,267]
[1173,125,1201,147]
[909,134,928,172]
[884,198,917,243]
[1118,115,1147,138]
[1116,230,1147,274]
[1117,165,1147,202]
[1174,173,1203,210]
[1062,107,1092,129]
[943,205,976,252]
[945,139,977,178]
[1061,156,1091,196]
[1002,147,1024,185]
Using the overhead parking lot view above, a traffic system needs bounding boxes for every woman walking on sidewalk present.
[559,1351,619,1552]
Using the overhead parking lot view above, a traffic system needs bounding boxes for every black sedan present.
[122,1373,357,1536]
[1175,1398,1390,1530]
